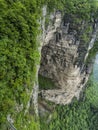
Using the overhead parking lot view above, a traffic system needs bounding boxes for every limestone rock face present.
[39,11,98,105]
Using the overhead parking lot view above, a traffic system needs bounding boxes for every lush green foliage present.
[86,41,98,63]
[0,0,98,129]
[0,0,41,129]
[38,75,56,90]
[40,78,98,130]
[62,0,97,20]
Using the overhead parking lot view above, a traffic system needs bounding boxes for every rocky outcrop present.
[39,11,98,105]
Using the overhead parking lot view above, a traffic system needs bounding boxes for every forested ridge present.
[0,0,98,130]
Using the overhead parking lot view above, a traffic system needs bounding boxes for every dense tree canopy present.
[0,0,41,129]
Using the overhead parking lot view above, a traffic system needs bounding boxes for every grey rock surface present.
[39,11,98,104]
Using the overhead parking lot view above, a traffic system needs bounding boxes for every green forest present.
[40,77,98,130]
[0,0,98,130]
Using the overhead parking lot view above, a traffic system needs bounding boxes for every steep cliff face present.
[1,1,98,129]
[39,11,98,105]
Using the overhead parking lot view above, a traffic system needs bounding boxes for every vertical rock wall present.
[39,11,98,104]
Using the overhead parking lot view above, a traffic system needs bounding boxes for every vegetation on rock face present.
[39,1,98,130]
[38,75,56,90]
[86,41,98,63]
[0,0,98,129]
[0,0,64,129]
